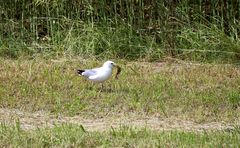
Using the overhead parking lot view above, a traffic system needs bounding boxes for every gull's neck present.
[102,64,113,70]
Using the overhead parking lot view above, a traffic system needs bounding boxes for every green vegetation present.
[0,1,240,146]
[0,58,239,122]
[0,123,239,147]
[0,0,240,62]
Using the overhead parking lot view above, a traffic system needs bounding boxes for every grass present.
[176,24,240,63]
[0,56,239,122]
[0,123,239,147]
[1,1,240,62]
[0,22,162,60]
[1,20,240,62]
[1,1,240,146]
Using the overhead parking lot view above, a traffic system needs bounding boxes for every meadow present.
[0,0,240,147]
[0,57,239,147]
[0,57,239,121]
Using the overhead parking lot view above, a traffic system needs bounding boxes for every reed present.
[0,0,239,62]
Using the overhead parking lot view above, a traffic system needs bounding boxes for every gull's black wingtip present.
[77,69,85,75]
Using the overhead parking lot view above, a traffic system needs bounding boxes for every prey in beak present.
[112,63,121,79]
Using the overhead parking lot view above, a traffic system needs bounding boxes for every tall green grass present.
[0,0,240,62]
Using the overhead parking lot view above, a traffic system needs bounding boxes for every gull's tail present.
[77,69,85,75]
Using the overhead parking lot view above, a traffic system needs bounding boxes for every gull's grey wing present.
[82,69,98,78]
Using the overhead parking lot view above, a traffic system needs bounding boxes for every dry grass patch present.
[0,57,239,122]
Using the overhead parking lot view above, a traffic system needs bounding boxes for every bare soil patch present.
[0,108,238,132]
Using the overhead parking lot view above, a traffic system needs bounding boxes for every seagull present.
[77,60,121,83]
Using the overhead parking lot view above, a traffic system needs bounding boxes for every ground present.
[0,108,236,132]
[0,58,239,146]
[0,58,239,132]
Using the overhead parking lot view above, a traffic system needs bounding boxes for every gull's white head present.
[103,60,116,68]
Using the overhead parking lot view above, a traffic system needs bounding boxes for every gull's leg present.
[90,82,94,90]
[101,83,104,91]
[86,81,94,90]
[96,83,103,92]
[109,82,113,92]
